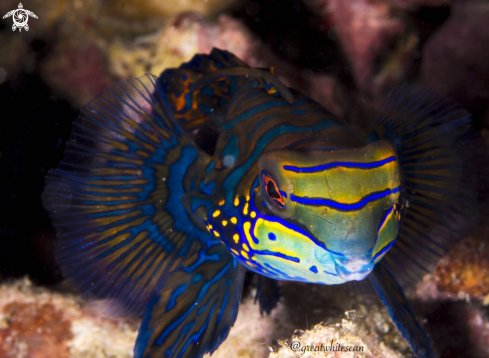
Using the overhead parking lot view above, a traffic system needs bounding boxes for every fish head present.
[252,140,402,283]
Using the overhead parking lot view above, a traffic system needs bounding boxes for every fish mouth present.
[333,254,374,281]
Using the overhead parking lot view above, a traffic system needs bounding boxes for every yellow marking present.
[242,243,249,252]
[212,210,221,218]
[219,199,225,206]
[241,250,249,260]
[246,194,250,201]
[208,224,213,229]
[222,220,228,227]
[243,203,249,216]
[378,209,395,233]
[234,197,240,206]
[231,249,239,256]
[230,217,237,224]
[250,211,256,218]
[233,233,240,243]
[270,66,275,75]
[243,221,253,246]
[252,218,307,260]
[213,230,220,237]
[247,261,257,268]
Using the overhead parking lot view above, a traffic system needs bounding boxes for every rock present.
[108,13,353,119]
[39,39,113,106]
[304,0,418,98]
[204,289,292,358]
[416,229,489,303]
[99,0,242,19]
[0,278,294,358]
[0,278,139,358]
[269,307,412,358]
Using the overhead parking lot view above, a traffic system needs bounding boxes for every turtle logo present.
[3,3,38,32]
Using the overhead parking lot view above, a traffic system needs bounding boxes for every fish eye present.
[261,171,285,208]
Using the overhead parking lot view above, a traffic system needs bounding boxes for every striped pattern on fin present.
[369,261,435,358]
[43,74,211,317]
[159,48,268,132]
[135,245,246,358]
[370,85,487,289]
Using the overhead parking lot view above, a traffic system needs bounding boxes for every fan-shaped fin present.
[135,245,246,358]
[370,84,488,290]
[44,74,212,317]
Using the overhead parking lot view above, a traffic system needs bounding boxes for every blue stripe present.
[373,239,397,261]
[283,156,397,173]
[290,186,402,211]
[156,263,231,345]
[253,250,300,263]
[378,206,394,231]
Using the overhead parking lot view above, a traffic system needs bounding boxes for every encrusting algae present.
[270,307,412,358]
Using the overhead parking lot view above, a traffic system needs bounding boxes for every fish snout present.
[333,254,374,281]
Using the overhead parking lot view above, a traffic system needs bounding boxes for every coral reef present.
[40,39,113,106]
[0,278,138,358]
[416,227,489,303]
[270,307,411,358]
[304,0,418,97]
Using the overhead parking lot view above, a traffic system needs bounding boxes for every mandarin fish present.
[44,48,486,358]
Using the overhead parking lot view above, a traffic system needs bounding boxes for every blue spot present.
[309,265,318,274]
[192,273,203,283]
[182,73,187,80]
[268,232,276,241]
[323,270,339,277]
[279,190,287,198]
[262,200,266,207]
[202,181,215,195]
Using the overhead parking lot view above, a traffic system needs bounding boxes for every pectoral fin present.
[369,261,435,358]
[135,243,246,358]
[254,275,281,316]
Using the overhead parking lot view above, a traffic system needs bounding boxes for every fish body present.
[185,98,402,284]
[44,49,484,358]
